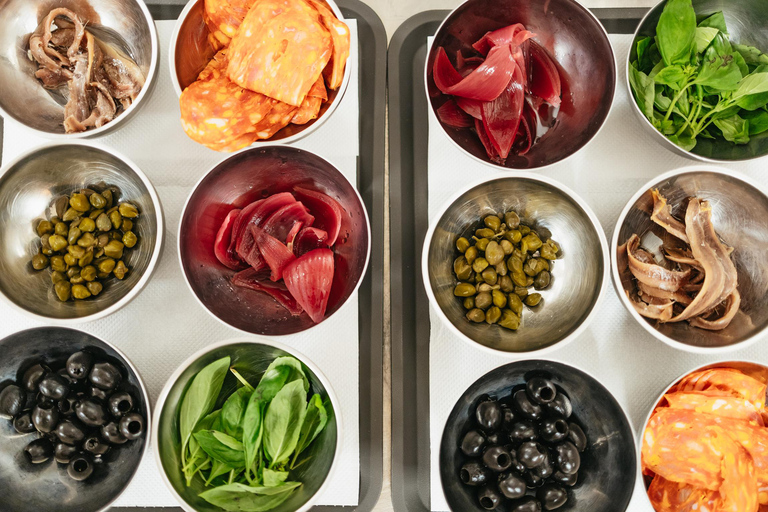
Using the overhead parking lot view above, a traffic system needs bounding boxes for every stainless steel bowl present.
[169,0,351,146]
[611,166,768,352]
[440,360,636,511]
[423,175,608,355]
[0,326,151,512]
[0,142,164,322]
[179,145,370,336]
[627,0,768,162]
[638,360,768,511]
[425,0,616,170]
[0,0,158,138]
[153,337,341,512]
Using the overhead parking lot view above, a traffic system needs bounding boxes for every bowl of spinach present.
[627,0,768,161]
[152,338,340,512]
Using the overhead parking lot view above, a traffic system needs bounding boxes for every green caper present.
[96,258,116,274]
[89,209,104,220]
[70,274,84,285]
[67,245,85,259]
[50,270,66,284]
[62,207,80,222]
[463,297,475,310]
[475,238,490,252]
[95,248,104,259]
[109,210,122,230]
[36,220,54,237]
[81,265,97,282]
[118,203,138,218]
[49,234,68,252]
[546,239,560,253]
[66,266,81,279]
[464,246,478,265]
[454,283,476,297]
[477,283,493,293]
[69,193,90,212]
[472,257,489,273]
[499,275,514,292]
[67,226,82,246]
[492,289,507,308]
[481,267,497,286]
[122,219,134,232]
[475,292,492,310]
[484,215,501,232]
[86,281,103,296]
[514,286,529,298]
[31,253,49,270]
[64,253,78,267]
[500,239,514,255]
[495,262,507,277]
[507,256,523,274]
[534,271,551,290]
[456,237,470,253]
[504,211,520,228]
[540,245,558,260]
[54,281,71,302]
[77,232,96,247]
[512,271,528,288]
[475,228,495,239]
[103,240,124,259]
[454,256,472,281]
[499,309,520,330]
[113,261,128,280]
[485,241,504,266]
[97,271,110,279]
[79,249,93,267]
[521,233,542,252]
[102,189,113,208]
[41,247,54,256]
[504,229,522,244]
[96,213,112,232]
[525,293,542,307]
[519,225,531,236]
[54,222,68,238]
[50,255,66,272]
[79,218,96,232]
[523,259,538,277]
[89,193,107,209]
[474,273,484,284]
[466,308,485,323]
[97,233,109,248]
[508,293,524,315]
[526,276,534,287]
[486,306,501,324]
[109,231,122,240]
[512,248,525,260]
[71,284,91,299]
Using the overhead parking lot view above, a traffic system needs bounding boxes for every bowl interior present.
[179,146,369,336]
[426,178,604,353]
[426,0,616,169]
[0,327,149,512]
[615,170,768,348]
[0,144,161,320]
[630,0,768,161]
[440,360,636,511]
[0,0,155,135]
[156,341,338,512]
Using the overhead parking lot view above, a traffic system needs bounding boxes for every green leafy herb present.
[292,394,329,468]
[734,44,768,67]
[199,482,301,512]
[694,26,719,53]
[697,11,727,34]
[194,430,246,466]
[222,387,252,440]
[264,380,308,467]
[656,0,697,66]
[744,109,768,135]
[262,469,289,487]
[629,65,655,119]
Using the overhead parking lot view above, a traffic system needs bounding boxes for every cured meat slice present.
[214,209,246,270]
[651,190,689,243]
[282,248,334,323]
[293,187,343,245]
[234,192,296,263]
[677,369,767,409]
[249,226,296,281]
[436,99,474,128]
[433,45,517,102]
[294,227,328,256]
[291,76,327,124]
[719,445,759,512]
[306,0,350,90]
[227,0,333,107]
[481,59,525,160]
[232,268,303,315]
[203,0,256,48]
[527,40,561,107]
[665,391,764,425]
[626,234,691,292]
[252,99,299,140]
[261,201,315,242]
[647,477,718,512]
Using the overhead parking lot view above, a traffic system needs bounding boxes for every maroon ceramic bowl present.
[178,146,370,336]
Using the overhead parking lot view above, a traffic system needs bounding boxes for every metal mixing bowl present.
[425,0,616,170]
[169,0,351,146]
[179,145,370,336]
[0,0,158,138]
[423,175,608,355]
[440,359,636,511]
[0,142,164,322]
[628,0,768,162]
[153,338,341,512]
[0,326,151,512]
[611,166,768,352]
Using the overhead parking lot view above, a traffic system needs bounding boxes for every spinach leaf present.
[714,114,750,143]
[292,394,328,466]
[629,65,656,119]
[733,73,768,108]
[694,26,719,53]
[656,0,696,66]
[654,65,689,89]
[694,53,742,91]
[222,387,252,440]
[744,109,768,135]
[264,380,308,466]
[180,357,231,463]
[194,430,246,467]
[263,469,289,487]
[697,11,727,34]
[199,482,301,512]
[242,392,266,476]
[734,44,768,67]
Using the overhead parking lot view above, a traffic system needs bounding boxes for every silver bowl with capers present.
[422,174,609,356]
[0,142,164,323]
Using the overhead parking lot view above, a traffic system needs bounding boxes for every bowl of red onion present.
[425,0,616,170]
[178,146,370,336]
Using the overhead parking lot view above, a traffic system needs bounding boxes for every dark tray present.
[0,0,386,510]
[388,8,648,511]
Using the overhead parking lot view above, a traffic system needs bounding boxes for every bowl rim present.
[168,0,352,147]
[610,164,768,354]
[422,172,610,357]
[625,0,768,163]
[635,358,768,511]
[0,0,159,140]
[0,140,165,324]
[439,357,638,511]
[0,325,152,512]
[151,336,344,512]
[177,143,372,338]
[423,0,617,172]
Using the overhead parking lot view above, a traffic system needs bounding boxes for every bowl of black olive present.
[0,326,149,512]
[440,360,636,511]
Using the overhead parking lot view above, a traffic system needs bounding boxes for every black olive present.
[460,461,491,486]
[498,472,527,499]
[533,451,553,479]
[58,396,78,416]
[54,442,79,464]
[89,362,121,391]
[546,393,572,419]
[539,418,569,444]
[512,390,543,420]
[101,421,127,444]
[486,432,504,446]
[523,470,544,489]
[24,438,53,464]
[22,392,36,412]
[554,442,580,475]
[108,391,134,417]
[55,419,87,445]
[66,351,93,380]
[56,368,74,384]
[526,377,557,405]
[551,470,578,487]
[509,496,543,512]
[67,453,94,481]
[461,430,486,457]
[0,384,26,418]
[75,399,108,427]
[501,405,517,430]
[39,374,70,400]
[508,420,537,443]
[83,435,110,455]
[36,392,54,408]
[482,445,512,472]
[517,441,546,469]
[90,387,108,401]
[477,485,503,510]
[568,423,587,452]
[22,363,49,392]
[32,402,59,433]
[507,449,527,474]
[14,412,36,433]
[537,483,568,510]
[476,400,502,432]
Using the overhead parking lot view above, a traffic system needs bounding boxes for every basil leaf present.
[733,73,768,106]
[744,109,768,135]
[694,53,742,91]
[194,430,246,467]
[636,37,653,72]
[654,65,688,89]
[629,65,656,119]
[668,133,697,150]
[264,380,308,466]
[260,357,309,394]
[648,59,666,79]
[199,482,301,512]
[180,357,231,460]
[262,468,289,487]
[694,26,719,53]
[708,32,732,58]
[733,44,768,67]
[190,410,222,458]
[243,393,266,474]
[697,11,727,34]
[713,114,750,143]
[222,387,252,440]
[206,460,236,486]
[292,394,329,464]
[656,0,696,66]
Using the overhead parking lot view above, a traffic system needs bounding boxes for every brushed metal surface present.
[0,0,158,138]
[0,327,151,512]
[0,142,164,322]
[423,175,608,355]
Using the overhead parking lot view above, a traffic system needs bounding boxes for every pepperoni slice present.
[677,369,767,409]
[665,392,765,426]
[647,477,717,512]
[203,0,256,48]
[306,0,350,90]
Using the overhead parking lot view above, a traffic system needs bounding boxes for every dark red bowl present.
[178,146,370,336]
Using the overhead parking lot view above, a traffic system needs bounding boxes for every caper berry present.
[534,271,551,290]
[69,193,90,212]
[32,253,49,270]
[500,239,514,255]
[525,293,543,307]
[477,283,493,293]
[62,208,79,222]
[50,255,66,272]
[499,309,520,330]
[486,306,501,324]
[454,256,472,281]
[64,253,78,267]
[71,284,91,300]
[508,293,524,315]
[102,189,113,208]
[86,281,103,296]
[505,229,522,244]
[481,267,497,286]
[475,228,495,239]
[519,225,531,236]
[89,209,104,220]
[521,233,543,252]
[79,249,94,267]
[495,262,507,277]
[484,215,501,232]
[464,246,478,265]
[456,237,470,253]
[122,219,133,232]
[475,238,490,252]
[67,245,85,259]
[512,271,528,288]
[507,256,523,274]
[485,241,504,266]
[515,286,529,298]
[77,232,96,248]
[96,258,116,274]
[499,275,514,292]
[109,210,122,230]
[50,271,66,284]
[79,218,95,232]
[49,234,68,252]
[37,220,54,237]
[96,213,112,232]
[505,211,520,228]
[81,266,97,282]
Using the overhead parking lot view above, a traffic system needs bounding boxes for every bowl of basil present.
[627,0,768,161]
[152,338,340,512]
